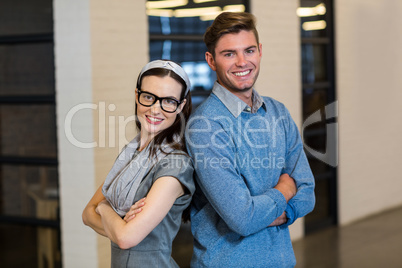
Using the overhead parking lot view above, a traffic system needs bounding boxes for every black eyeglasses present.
[137,90,182,113]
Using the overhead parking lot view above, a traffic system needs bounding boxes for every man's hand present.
[268,174,296,227]
[274,173,297,202]
[269,212,287,226]
[123,198,146,222]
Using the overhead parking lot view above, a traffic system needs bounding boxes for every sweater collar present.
[211,81,266,118]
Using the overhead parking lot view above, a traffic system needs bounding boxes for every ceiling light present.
[223,5,245,12]
[146,0,188,9]
[302,20,327,31]
[147,8,174,17]
[174,6,221,18]
[194,0,218,3]
[297,3,326,17]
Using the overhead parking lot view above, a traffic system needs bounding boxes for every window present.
[298,0,337,232]
[0,0,60,267]
[147,0,249,108]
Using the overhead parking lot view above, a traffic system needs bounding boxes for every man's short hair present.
[204,12,259,57]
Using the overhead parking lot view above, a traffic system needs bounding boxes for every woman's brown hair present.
[135,63,192,157]
[135,62,192,222]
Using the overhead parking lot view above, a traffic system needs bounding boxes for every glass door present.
[299,0,338,232]
[0,0,60,267]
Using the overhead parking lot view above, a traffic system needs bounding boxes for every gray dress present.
[110,150,195,268]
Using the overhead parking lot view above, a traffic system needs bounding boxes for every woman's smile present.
[136,75,183,143]
[145,115,164,125]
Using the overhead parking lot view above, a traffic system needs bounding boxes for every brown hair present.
[135,63,192,157]
[204,12,259,57]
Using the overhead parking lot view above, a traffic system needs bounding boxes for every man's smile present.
[233,69,251,77]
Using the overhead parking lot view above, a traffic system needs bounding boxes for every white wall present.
[336,0,402,225]
[253,0,305,240]
[54,0,147,267]
[90,0,147,267]
[54,0,97,267]
[254,0,402,231]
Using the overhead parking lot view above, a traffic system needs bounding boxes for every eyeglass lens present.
[139,91,179,112]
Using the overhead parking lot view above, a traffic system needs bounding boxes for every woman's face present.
[136,75,185,140]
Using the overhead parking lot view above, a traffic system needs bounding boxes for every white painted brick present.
[337,0,402,225]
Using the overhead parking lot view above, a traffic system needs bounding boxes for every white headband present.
[138,60,191,96]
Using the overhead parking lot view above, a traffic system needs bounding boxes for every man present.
[185,12,315,267]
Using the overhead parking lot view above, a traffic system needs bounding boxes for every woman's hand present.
[124,198,146,223]
[82,184,108,236]
[95,199,111,215]
[99,177,184,249]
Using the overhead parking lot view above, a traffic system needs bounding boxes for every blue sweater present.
[186,83,315,267]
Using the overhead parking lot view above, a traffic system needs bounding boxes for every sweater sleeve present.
[281,106,316,226]
[186,116,288,236]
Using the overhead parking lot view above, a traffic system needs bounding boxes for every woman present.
[82,60,194,267]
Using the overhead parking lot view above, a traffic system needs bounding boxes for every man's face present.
[206,30,262,94]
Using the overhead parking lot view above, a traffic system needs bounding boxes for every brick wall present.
[253,0,305,240]
[336,0,402,225]
[54,0,147,267]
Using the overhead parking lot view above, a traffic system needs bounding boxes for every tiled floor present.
[293,206,402,268]
[172,206,402,267]
[1,206,401,267]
